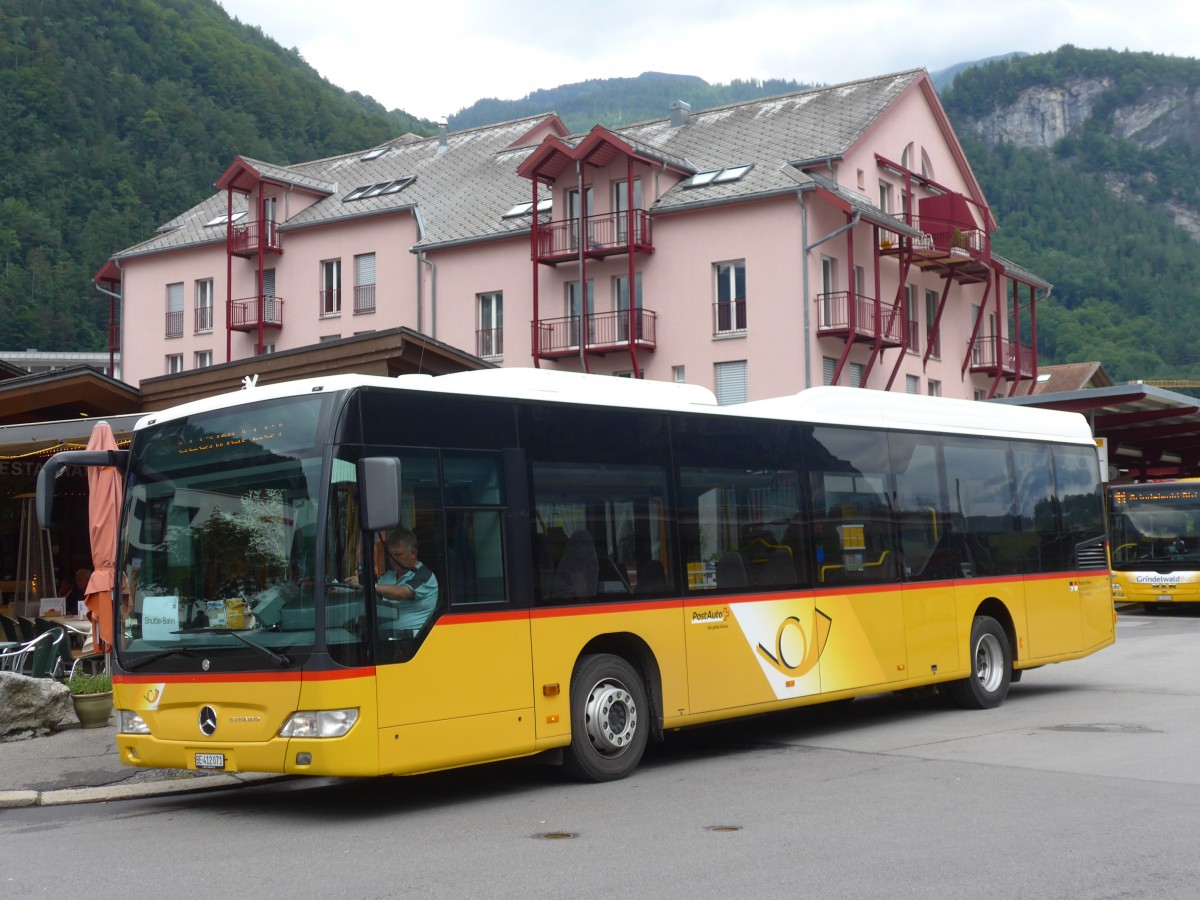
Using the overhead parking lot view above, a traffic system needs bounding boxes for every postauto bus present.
[1108,480,1200,610]
[38,369,1115,782]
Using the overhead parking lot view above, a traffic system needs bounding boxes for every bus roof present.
[134,369,1094,444]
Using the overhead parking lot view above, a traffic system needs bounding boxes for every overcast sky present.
[218,0,1200,122]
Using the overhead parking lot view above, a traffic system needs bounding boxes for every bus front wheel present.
[563,654,648,782]
[946,616,1011,710]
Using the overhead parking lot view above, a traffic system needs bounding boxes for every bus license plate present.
[195,753,225,770]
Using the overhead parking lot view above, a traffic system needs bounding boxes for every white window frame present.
[194,350,212,369]
[478,291,503,359]
[321,258,341,317]
[165,353,183,374]
[195,279,214,333]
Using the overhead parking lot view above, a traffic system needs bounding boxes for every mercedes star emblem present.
[199,706,218,736]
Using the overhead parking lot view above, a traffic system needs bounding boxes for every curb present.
[0,772,287,808]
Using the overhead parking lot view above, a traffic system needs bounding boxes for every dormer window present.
[345,177,416,201]
[684,164,753,188]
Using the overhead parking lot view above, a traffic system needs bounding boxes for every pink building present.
[100,70,1045,403]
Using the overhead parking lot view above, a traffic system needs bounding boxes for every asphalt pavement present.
[0,708,282,808]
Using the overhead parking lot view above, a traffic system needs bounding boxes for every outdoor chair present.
[0,628,66,677]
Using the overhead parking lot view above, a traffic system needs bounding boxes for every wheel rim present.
[582,678,638,757]
[973,632,1004,693]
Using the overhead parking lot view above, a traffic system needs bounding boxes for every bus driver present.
[348,526,438,634]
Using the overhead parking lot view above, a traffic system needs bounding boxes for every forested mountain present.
[0,0,434,352]
[942,46,1200,381]
[450,72,814,134]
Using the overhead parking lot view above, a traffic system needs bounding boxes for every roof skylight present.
[684,164,754,188]
[345,177,416,201]
[360,147,388,161]
[203,210,247,228]
[503,198,553,218]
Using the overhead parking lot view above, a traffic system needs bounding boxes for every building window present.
[477,291,503,359]
[823,356,837,386]
[925,289,940,358]
[906,375,919,394]
[879,181,893,214]
[194,350,212,369]
[166,283,184,338]
[354,253,376,314]
[849,362,865,388]
[927,379,942,397]
[714,360,748,405]
[974,389,987,402]
[614,273,644,342]
[194,279,214,333]
[166,354,183,374]
[673,366,686,383]
[819,256,837,328]
[344,177,416,201]
[258,343,275,356]
[566,280,594,346]
[319,334,341,343]
[713,260,746,335]
[905,284,919,353]
[320,259,341,316]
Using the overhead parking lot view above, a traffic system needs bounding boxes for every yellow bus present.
[38,370,1115,782]
[1108,480,1200,610]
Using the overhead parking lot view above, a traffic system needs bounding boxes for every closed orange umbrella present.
[83,421,123,652]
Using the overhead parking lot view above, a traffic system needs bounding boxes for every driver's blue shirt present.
[379,561,438,632]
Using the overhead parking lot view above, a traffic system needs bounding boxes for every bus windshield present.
[118,394,338,667]
[1109,483,1200,570]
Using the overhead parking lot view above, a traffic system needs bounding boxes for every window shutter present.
[355,253,376,286]
[714,360,747,406]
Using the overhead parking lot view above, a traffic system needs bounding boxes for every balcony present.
[535,210,653,265]
[165,309,183,338]
[477,327,503,360]
[712,300,746,336]
[229,295,284,332]
[229,220,283,258]
[195,306,214,333]
[354,284,376,315]
[969,335,1035,379]
[815,292,903,346]
[533,309,657,359]
[879,215,990,284]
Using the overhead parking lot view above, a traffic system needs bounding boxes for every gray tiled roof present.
[113,71,923,260]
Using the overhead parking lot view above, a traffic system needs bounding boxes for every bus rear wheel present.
[563,654,648,782]
[946,615,1011,710]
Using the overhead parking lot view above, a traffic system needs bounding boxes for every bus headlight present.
[119,710,151,735]
[279,709,359,738]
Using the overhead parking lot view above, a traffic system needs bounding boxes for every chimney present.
[669,100,691,128]
[437,122,448,155]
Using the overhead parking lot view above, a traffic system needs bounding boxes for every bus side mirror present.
[358,456,402,533]
[36,449,130,529]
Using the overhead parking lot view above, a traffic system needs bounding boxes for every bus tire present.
[946,615,1011,710]
[563,654,648,782]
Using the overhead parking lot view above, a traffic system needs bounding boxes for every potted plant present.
[68,670,114,728]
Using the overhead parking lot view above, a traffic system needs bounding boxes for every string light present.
[0,438,131,461]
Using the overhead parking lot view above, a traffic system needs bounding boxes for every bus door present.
[342,449,536,773]
[809,427,908,695]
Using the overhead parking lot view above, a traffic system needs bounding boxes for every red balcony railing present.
[228,220,282,257]
[195,306,213,333]
[712,300,746,335]
[165,309,183,338]
[477,327,503,359]
[354,284,376,314]
[533,309,657,358]
[229,295,284,332]
[815,292,902,346]
[969,335,1034,378]
[535,210,652,264]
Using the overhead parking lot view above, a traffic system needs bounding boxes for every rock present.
[0,672,70,740]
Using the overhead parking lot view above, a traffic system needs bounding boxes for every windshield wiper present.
[123,646,204,671]
[210,628,291,668]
